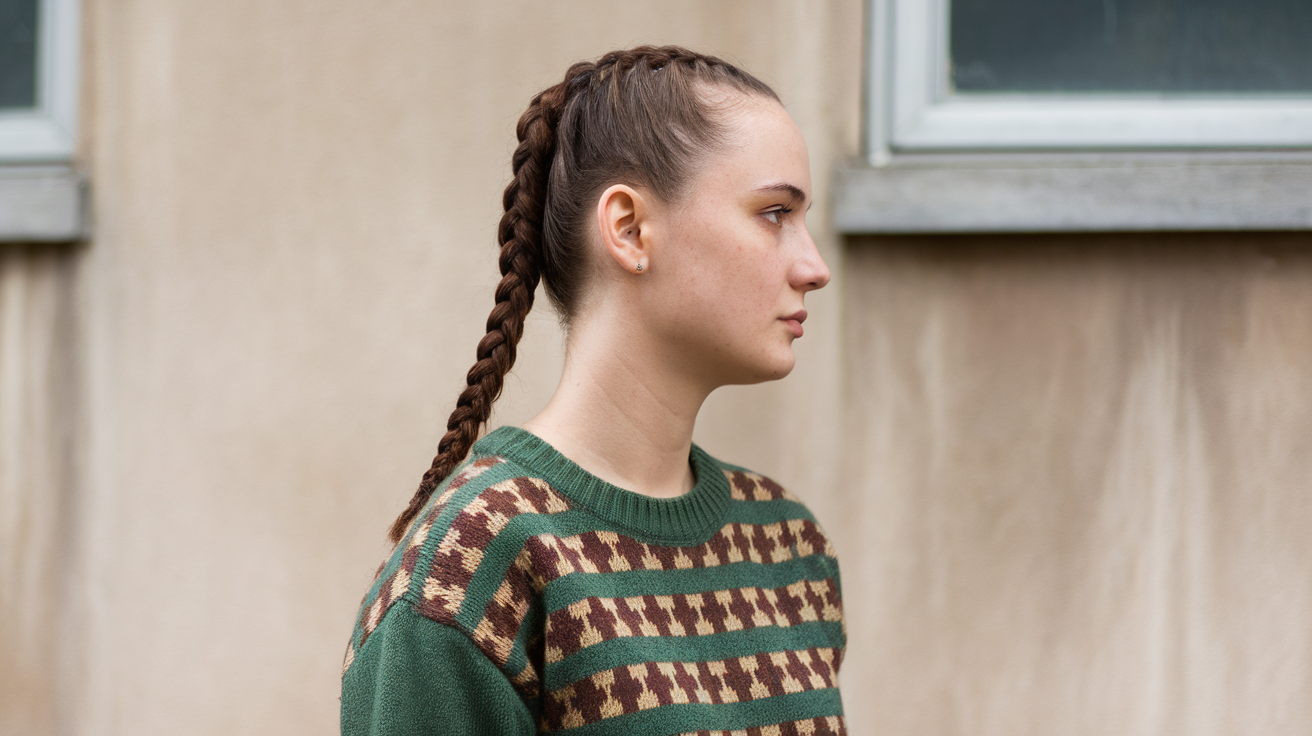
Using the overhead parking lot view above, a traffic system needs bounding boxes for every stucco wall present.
[7,1,1312,734]
[61,1,862,734]
[841,233,1312,735]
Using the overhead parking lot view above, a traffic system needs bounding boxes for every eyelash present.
[763,207,793,225]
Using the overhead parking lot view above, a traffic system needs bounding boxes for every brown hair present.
[388,45,778,542]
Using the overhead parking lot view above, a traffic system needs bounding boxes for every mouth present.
[780,309,807,338]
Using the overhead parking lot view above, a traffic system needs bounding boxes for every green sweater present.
[341,427,846,735]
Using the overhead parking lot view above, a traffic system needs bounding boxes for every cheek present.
[698,263,789,358]
[660,215,784,343]
[695,242,783,321]
[693,248,767,321]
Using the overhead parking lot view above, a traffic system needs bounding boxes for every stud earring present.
[635,263,644,272]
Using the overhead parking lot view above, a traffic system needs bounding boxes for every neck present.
[521,315,710,500]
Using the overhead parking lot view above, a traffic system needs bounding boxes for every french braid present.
[388,46,777,542]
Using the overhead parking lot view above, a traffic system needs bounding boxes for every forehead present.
[700,95,811,197]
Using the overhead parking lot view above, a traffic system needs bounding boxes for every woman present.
[341,46,844,736]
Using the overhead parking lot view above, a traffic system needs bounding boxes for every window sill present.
[833,152,1312,233]
[0,166,87,242]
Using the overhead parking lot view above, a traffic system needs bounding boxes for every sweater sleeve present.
[341,603,537,736]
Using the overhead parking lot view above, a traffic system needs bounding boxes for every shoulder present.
[407,454,573,626]
[344,453,574,691]
[714,455,825,534]
[720,462,803,504]
[690,452,839,570]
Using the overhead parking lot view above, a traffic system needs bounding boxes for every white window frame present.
[839,0,1312,232]
[880,0,1312,154]
[0,0,83,242]
[0,0,81,163]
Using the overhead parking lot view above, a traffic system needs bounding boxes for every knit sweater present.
[341,426,846,736]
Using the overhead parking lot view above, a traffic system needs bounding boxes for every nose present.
[790,224,831,292]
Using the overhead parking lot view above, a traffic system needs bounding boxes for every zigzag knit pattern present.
[343,427,846,735]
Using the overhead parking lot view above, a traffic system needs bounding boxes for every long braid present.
[387,75,578,543]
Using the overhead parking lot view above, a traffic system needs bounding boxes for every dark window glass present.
[950,0,1312,94]
[1,0,39,109]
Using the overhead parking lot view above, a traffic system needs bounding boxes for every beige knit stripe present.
[724,469,800,503]
[674,715,847,736]
[545,647,842,731]
[544,579,843,664]
[340,643,355,676]
[526,517,836,588]
[470,549,538,667]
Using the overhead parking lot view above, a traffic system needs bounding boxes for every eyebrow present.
[755,182,813,211]
[755,183,808,204]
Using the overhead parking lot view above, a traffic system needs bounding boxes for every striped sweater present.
[341,426,846,736]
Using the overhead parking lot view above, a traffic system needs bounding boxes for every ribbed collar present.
[472,426,731,546]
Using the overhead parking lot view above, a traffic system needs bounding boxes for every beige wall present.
[6,1,1312,735]
[55,2,861,735]
[841,234,1312,735]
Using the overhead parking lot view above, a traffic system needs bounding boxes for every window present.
[950,0,1312,94]
[1,0,40,110]
[0,0,83,242]
[839,0,1312,232]
[1,0,80,162]
[887,0,1312,151]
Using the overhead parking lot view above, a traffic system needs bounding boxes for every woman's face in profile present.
[643,95,831,388]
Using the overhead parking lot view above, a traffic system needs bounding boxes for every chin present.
[763,358,796,382]
[729,352,796,385]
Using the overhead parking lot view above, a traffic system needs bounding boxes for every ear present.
[595,184,652,275]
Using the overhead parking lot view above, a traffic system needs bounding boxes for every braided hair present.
[388,46,778,542]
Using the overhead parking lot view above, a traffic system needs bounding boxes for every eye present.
[762,207,792,225]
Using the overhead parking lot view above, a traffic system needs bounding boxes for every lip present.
[780,309,807,338]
